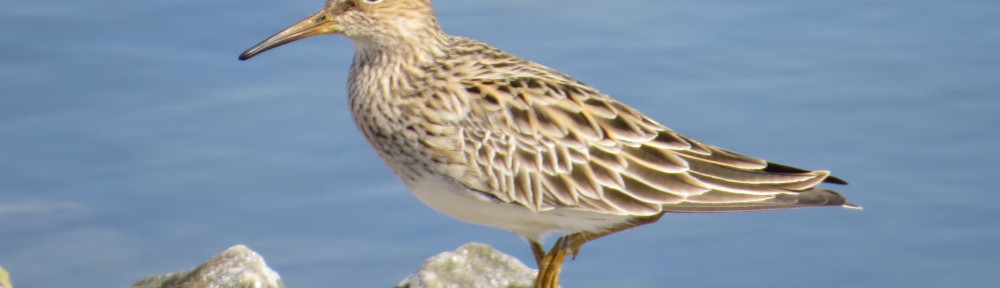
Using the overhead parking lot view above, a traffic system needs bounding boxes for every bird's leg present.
[533,212,666,288]
[530,241,547,267]
[534,235,571,288]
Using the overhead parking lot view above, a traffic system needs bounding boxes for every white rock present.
[127,245,284,288]
[397,243,537,288]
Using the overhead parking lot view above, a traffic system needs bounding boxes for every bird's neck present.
[351,25,448,67]
[347,28,449,114]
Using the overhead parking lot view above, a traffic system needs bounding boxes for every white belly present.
[401,172,632,242]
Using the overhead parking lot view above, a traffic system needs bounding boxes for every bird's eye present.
[363,0,383,4]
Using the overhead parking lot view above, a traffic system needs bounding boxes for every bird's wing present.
[447,63,850,216]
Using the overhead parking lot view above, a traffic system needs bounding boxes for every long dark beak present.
[239,10,337,60]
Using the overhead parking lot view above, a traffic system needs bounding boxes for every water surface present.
[2,0,998,287]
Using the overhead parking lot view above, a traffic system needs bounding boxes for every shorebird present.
[239,0,857,287]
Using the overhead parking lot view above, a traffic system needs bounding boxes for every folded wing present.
[454,71,853,216]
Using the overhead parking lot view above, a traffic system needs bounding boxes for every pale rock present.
[127,245,284,288]
[397,243,538,288]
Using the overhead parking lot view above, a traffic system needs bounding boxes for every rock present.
[127,245,284,288]
[397,242,538,288]
[0,265,12,288]
[125,242,537,288]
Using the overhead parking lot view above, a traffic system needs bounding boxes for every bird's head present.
[239,0,440,60]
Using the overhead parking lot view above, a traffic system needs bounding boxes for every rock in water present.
[128,245,284,288]
[397,243,538,288]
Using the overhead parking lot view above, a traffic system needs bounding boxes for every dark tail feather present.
[764,161,849,185]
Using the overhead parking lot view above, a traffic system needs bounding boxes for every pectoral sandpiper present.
[239,1,857,287]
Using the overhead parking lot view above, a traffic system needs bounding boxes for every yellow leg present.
[535,235,573,288]
[532,213,666,288]
[530,241,547,266]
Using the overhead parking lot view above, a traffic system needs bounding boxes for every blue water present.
[2,0,998,287]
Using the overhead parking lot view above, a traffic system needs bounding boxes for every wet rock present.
[397,242,537,288]
[127,245,284,288]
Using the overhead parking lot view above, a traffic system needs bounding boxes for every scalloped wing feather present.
[454,69,849,216]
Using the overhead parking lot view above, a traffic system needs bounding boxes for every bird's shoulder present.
[435,36,585,86]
